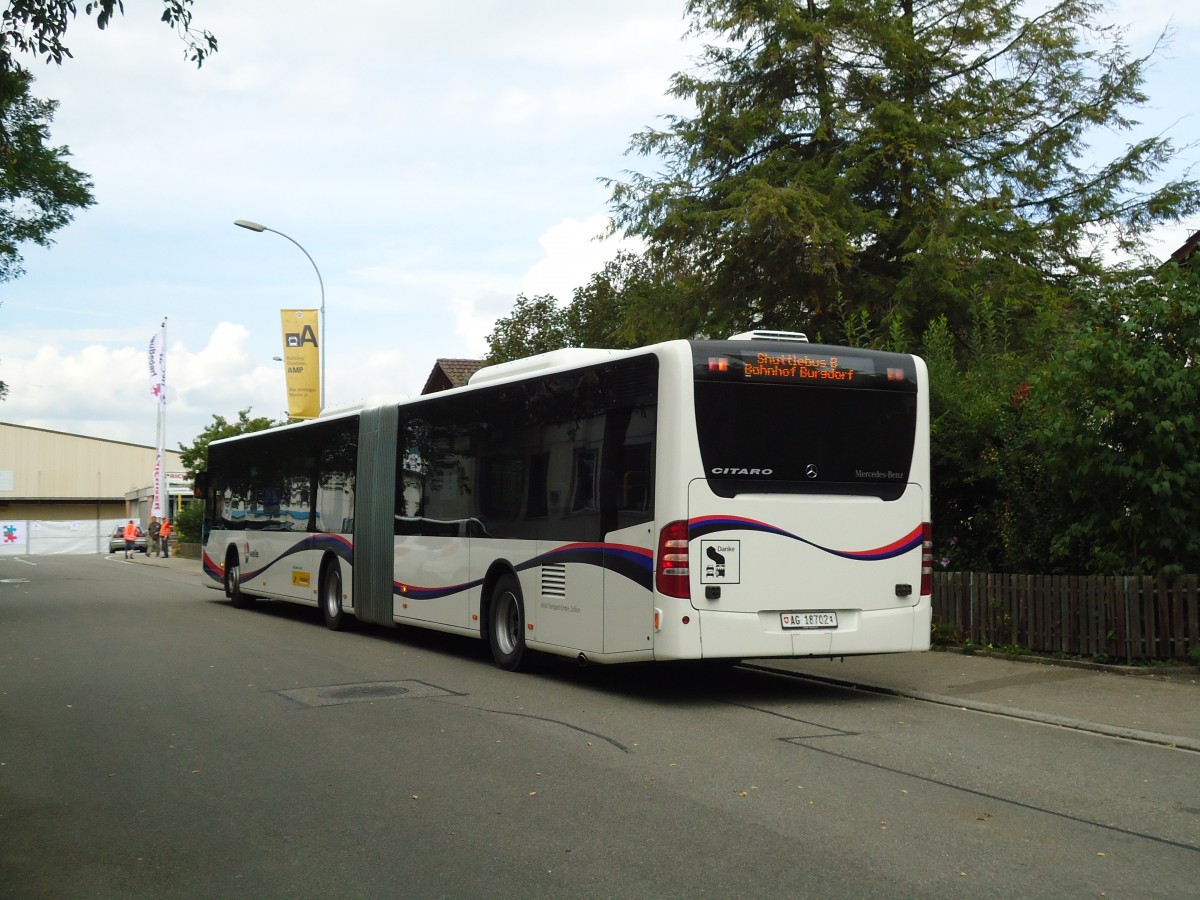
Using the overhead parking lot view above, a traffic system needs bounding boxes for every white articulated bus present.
[198,333,932,670]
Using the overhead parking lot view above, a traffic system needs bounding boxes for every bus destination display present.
[700,350,907,386]
[742,351,872,382]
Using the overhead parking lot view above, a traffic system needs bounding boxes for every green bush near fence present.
[174,502,203,544]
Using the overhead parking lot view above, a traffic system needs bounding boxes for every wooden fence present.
[931,573,1200,662]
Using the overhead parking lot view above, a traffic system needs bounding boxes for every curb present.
[743,662,1200,754]
[932,644,1199,682]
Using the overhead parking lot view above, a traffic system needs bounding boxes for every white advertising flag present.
[149,327,166,408]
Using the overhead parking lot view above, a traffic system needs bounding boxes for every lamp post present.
[234,219,326,411]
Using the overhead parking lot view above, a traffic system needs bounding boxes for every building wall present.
[1,501,126,520]
[0,423,184,519]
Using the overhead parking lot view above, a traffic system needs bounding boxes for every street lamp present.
[234,219,327,411]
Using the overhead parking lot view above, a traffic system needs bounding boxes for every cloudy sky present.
[1,0,1196,451]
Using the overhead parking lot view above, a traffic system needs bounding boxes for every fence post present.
[1118,578,1128,662]
[969,571,977,644]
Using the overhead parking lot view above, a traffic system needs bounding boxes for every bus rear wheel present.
[488,574,528,671]
[321,559,346,631]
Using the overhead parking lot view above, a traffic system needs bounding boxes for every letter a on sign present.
[280,309,320,419]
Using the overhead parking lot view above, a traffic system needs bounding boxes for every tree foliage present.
[1036,264,1200,575]
[483,293,571,365]
[607,0,1200,343]
[0,1,217,278]
[921,295,1071,573]
[0,1,217,70]
[0,66,93,282]
[172,495,203,543]
[484,252,696,364]
[177,408,277,482]
[0,1,217,399]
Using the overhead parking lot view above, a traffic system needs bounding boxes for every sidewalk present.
[754,650,1200,752]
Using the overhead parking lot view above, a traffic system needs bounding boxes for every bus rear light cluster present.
[921,522,933,597]
[656,520,691,599]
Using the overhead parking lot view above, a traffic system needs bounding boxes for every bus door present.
[602,522,655,653]
[392,518,471,627]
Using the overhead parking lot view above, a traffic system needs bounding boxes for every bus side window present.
[620,442,652,512]
[480,455,525,524]
[623,469,647,511]
[525,452,549,518]
[570,449,598,512]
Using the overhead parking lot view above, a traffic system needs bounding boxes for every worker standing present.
[123,519,138,559]
[159,519,172,559]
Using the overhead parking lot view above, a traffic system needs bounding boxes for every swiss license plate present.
[781,611,838,630]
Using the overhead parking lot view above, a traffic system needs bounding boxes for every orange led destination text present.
[744,352,856,381]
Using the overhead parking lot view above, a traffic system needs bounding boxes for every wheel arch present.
[319,550,349,629]
[478,559,520,640]
[319,550,343,595]
[223,543,241,596]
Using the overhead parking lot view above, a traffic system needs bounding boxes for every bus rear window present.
[693,378,918,500]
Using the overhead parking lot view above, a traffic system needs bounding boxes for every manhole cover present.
[326,683,410,701]
[276,679,462,708]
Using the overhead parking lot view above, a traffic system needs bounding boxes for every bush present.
[173,501,204,544]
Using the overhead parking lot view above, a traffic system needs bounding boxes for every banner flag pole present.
[149,319,167,519]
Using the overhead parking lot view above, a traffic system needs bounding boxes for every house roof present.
[421,358,484,394]
[1169,230,1200,265]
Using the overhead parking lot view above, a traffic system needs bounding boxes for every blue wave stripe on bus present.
[210,534,355,583]
[395,578,484,601]
[518,542,654,591]
[392,541,655,600]
[689,516,923,561]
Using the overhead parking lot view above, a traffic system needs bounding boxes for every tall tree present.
[607,0,1200,342]
[564,250,697,349]
[483,294,570,364]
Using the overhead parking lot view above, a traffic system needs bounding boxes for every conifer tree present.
[608,0,1199,341]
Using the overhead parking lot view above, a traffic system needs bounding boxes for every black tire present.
[225,551,254,609]
[487,573,528,671]
[321,559,346,631]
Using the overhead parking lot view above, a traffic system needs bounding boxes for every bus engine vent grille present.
[541,564,567,598]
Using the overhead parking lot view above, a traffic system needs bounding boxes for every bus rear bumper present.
[692,601,932,659]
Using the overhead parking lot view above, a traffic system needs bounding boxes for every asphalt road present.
[2,554,1197,899]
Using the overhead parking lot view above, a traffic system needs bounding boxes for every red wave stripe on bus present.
[689,515,924,561]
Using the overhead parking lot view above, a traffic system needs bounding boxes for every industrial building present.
[0,423,186,554]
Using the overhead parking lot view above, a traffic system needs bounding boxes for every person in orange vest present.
[159,519,172,559]
[123,519,139,559]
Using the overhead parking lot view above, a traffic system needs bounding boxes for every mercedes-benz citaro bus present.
[198,331,931,670]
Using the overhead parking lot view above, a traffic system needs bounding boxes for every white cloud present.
[521,215,644,302]
[0,322,287,447]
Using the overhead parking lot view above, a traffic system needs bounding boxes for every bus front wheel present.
[488,574,528,671]
[226,551,254,609]
[321,559,346,631]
